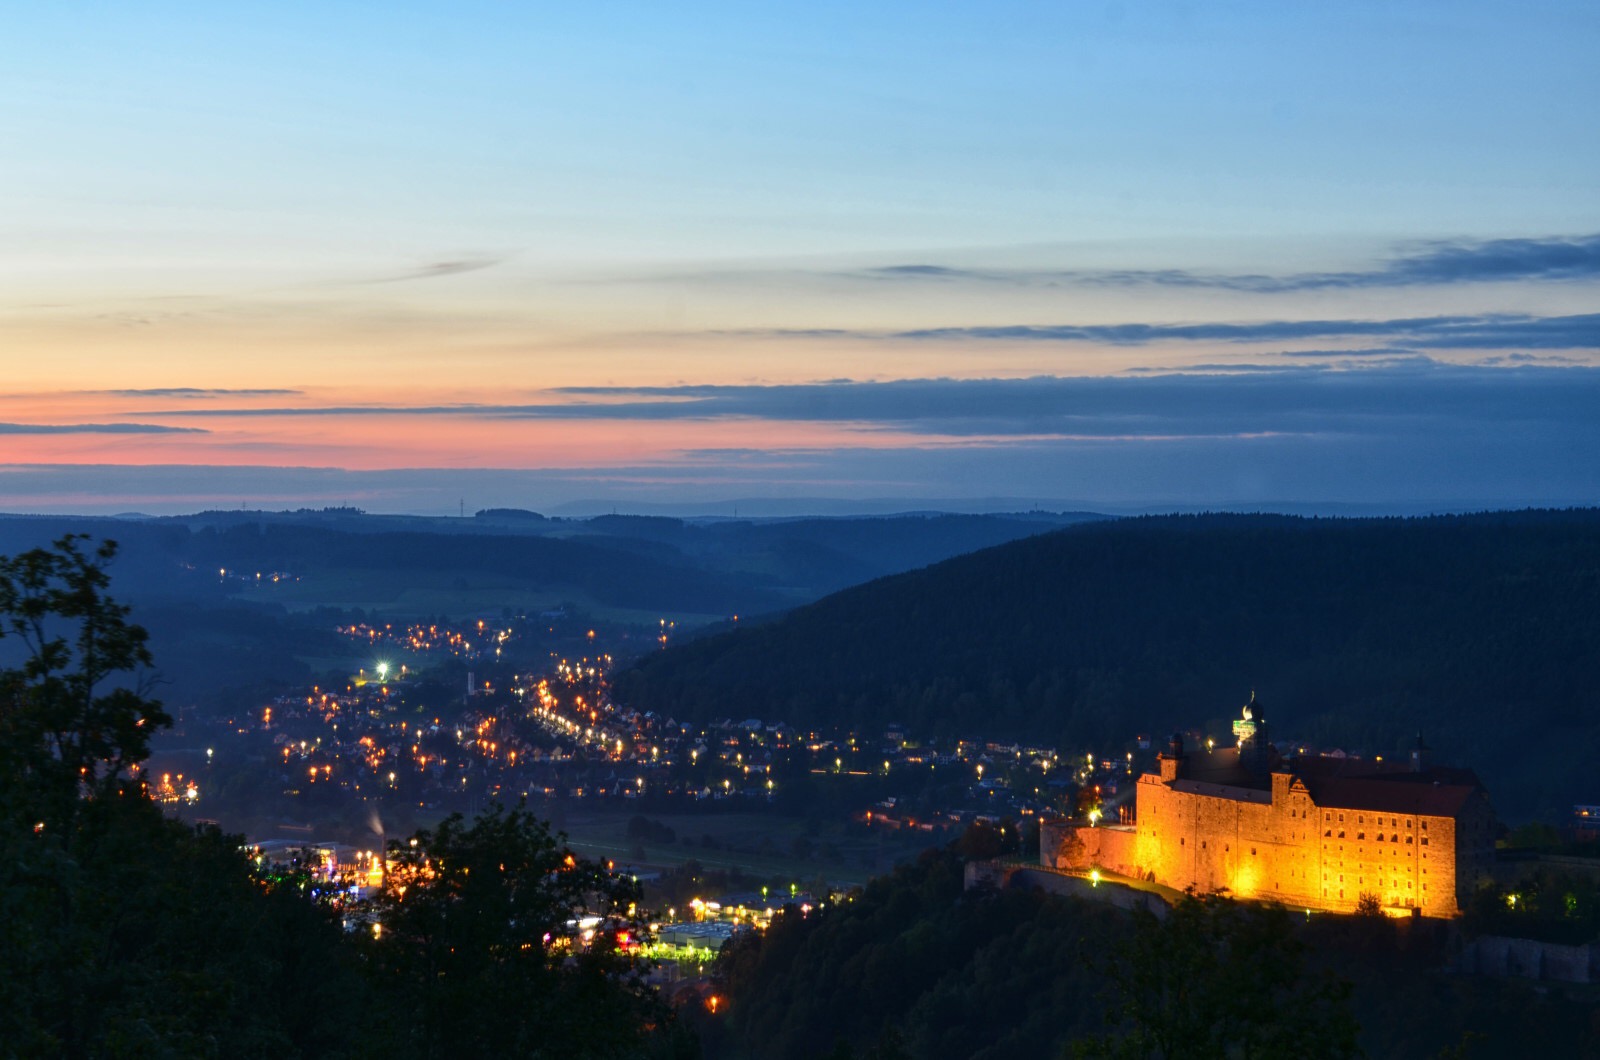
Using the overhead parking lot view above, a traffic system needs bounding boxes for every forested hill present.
[613,510,1600,821]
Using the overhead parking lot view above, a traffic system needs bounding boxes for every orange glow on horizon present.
[0,413,963,469]
[0,381,1109,472]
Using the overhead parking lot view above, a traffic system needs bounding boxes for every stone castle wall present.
[1460,935,1600,983]
[1128,760,1470,917]
[1043,746,1490,919]
[1051,823,1139,878]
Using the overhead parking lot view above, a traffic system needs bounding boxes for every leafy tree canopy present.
[364,802,686,1058]
[0,535,169,823]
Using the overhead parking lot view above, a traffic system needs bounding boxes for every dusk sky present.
[3,2,1597,515]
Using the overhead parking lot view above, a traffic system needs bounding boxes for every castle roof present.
[1163,744,1281,789]
[1292,759,1485,818]
[1170,779,1272,805]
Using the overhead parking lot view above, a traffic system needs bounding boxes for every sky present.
[2,1,1597,516]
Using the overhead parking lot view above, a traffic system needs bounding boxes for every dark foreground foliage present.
[703,842,1600,1060]
[704,849,1099,1059]
[0,537,692,1058]
[701,847,1356,1060]
[7,535,1599,1058]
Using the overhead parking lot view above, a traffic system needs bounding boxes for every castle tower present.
[1158,731,1186,782]
[1410,731,1431,773]
[1235,691,1272,776]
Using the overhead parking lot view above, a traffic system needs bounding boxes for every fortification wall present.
[1052,824,1139,878]
[1136,771,1467,917]
[1135,775,1294,902]
[1312,807,1452,915]
[1460,935,1600,983]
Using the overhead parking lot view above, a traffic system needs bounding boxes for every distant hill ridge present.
[613,509,1600,821]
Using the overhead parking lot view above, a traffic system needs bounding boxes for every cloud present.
[849,234,1600,292]
[0,422,208,435]
[865,264,993,280]
[7,367,1600,512]
[135,365,1600,444]
[548,367,1600,438]
[1370,234,1600,286]
[1278,348,1414,359]
[144,403,502,418]
[878,311,1600,349]
[366,257,506,284]
[1123,356,1441,373]
[100,388,304,398]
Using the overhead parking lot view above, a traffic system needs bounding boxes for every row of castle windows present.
[1322,885,1428,899]
[1325,812,1428,830]
[1318,832,1433,845]
[1324,873,1426,890]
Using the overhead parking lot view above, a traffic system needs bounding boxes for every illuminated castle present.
[1049,695,1498,917]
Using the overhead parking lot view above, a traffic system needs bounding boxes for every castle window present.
[1358,816,1364,824]
[1407,820,1412,829]
[1338,814,1344,822]
[1338,831,1345,839]
[1421,838,1429,846]
[1325,812,1331,820]
[1357,832,1365,840]
[1421,821,1428,830]
[1324,829,1331,837]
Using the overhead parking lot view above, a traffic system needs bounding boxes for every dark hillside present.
[0,509,1089,618]
[614,510,1600,821]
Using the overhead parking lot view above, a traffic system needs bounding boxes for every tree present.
[0,537,369,1056]
[363,802,687,1058]
[1072,896,1359,1060]
[0,535,169,824]
[952,818,1018,860]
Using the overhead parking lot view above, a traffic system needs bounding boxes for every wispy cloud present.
[132,365,1600,441]
[1338,234,1600,287]
[0,422,208,435]
[852,233,1600,292]
[842,312,1600,349]
[1277,348,1414,359]
[99,388,304,398]
[364,257,506,284]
